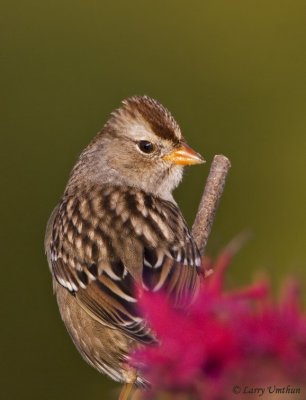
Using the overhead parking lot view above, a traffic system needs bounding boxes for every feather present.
[46,184,200,345]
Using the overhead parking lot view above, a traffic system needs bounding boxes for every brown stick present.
[192,154,231,258]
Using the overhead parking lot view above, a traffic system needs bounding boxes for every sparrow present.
[45,95,205,399]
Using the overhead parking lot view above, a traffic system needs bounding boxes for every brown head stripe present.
[122,96,182,144]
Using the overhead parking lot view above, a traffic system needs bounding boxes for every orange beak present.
[163,143,205,166]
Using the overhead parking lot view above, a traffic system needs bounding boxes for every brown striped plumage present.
[45,96,204,393]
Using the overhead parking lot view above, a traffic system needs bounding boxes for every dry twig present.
[192,154,231,260]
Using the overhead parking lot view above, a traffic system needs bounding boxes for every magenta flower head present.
[132,245,306,399]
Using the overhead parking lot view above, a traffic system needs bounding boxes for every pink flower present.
[132,245,306,399]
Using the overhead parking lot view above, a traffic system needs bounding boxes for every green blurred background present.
[1,0,306,399]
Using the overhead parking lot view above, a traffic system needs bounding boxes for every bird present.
[45,95,205,400]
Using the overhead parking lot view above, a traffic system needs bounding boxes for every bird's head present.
[68,96,204,200]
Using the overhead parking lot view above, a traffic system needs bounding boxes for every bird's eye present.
[137,140,155,154]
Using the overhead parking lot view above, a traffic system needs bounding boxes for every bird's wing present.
[45,186,201,342]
